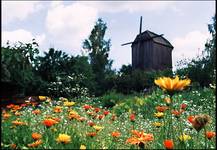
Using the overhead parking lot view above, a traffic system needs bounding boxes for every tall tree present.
[83,18,113,95]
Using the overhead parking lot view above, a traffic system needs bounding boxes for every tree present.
[82,18,113,96]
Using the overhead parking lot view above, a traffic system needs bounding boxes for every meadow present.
[1,76,216,149]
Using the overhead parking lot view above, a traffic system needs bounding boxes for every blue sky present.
[2,1,216,70]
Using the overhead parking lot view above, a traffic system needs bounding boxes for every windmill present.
[121,16,174,71]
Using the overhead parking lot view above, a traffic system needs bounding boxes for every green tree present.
[82,18,113,96]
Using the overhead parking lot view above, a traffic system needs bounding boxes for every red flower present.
[42,119,57,127]
[180,103,187,110]
[171,110,183,118]
[205,131,216,140]
[187,115,195,124]
[83,105,92,111]
[104,110,110,116]
[87,132,97,137]
[94,108,100,113]
[98,115,104,120]
[164,139,174,149]
[130,113,136,122]
[87,121,95,127]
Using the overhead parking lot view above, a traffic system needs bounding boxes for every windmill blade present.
[121,41,133,46]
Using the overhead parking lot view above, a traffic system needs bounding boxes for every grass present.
[1,87,216,149]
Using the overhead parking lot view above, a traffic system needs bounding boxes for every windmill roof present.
[133,30,173,48]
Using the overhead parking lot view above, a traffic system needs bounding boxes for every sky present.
[2,1,216,71]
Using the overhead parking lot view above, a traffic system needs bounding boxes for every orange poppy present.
[164,139,174,149]
[32,133,42,140]
[205,131,216,140]
[42,119,57,127]
[32,109,41,115]
[28,140,43,147]
[87,132,97,137]
[111,131,121,138]
[155,106,168,112]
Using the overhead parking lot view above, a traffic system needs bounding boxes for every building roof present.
[133,30,174,48]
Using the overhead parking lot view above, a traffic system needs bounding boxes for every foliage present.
[1,40,40,95]
[83,18,114,96]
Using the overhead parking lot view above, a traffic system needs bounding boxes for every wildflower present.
[98,115,104,120]
[10,143,17,149]
[126,130,154,147]
[14,111,22,116]
[59,97,68,101]
[130,113,136,122]
[179,134,191,141]
[32,133,42,140]
[53,106,62,113]
[32,109,41,115]
[154,76,191,92]
[68,110,80,120]
[12,120,27,126]
[93,125,104,132]
[39,96,47,101]
[188,114,211,132]
[78,117,86,122]
[28,140,42,147]
[180,103,187,110]
[7,104,15,109]
[42,119,57,127]
[155,106,168,112]
[64,101,75,107]
[80,144,86,149]
[111,114,116,121]
[94,107,100,113]
[164,97,171,105]
[87,121,95,127]
[163,139,174,150]
[205,131,216,140]
[83,105,92,111]
[111,131,121,138]
[171,110,183,118]
[104,110,110,116]
[2,113,11,119]
[87,132,97,137]
[153,122,163,128]
[56,134,71,144]
[154,112,164,119]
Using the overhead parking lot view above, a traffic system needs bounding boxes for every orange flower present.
[188,114,211,132]
[83,105,92,111]
[7,104,15,109]
[126,130,154,146]
[155,106,168,112]
[32,133,42,140]
[130,113,136,122]
[68,111,80,120]
[164,139,174,149]
[42,119,57,127]
[12,120,27,126]
[32,109,41,115]
[10,144,16,149]
[53,106,62,113]
[87,121,95,127]
[28,140,42,147]
[87,132,97,137]
[2,113,11,119]
[111,131,121,138]
[154,76,191,92]
[205,131,216,140]
[103,110,110,116]
[171,110,183,118]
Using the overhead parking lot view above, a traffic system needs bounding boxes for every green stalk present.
[204,127,207,149]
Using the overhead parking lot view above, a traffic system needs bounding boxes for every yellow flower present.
[56,134,71,144]
[93,125,104,131]
[39,96,47,101]
[154,112,164,119]
[64,101,75,107]
[80,144,86,150]
[153,122,163,128]
[179,134,191,141]
[154,76,191,92]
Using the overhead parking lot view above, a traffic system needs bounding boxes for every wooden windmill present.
[122,16,174,71]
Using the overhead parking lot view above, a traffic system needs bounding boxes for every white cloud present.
[2,1,44,24]
[172,30,210,70]
[2,29,46,47]
[81,1,175,13]
[45,2,98,55]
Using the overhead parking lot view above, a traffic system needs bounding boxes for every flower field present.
[1,76,216,149]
